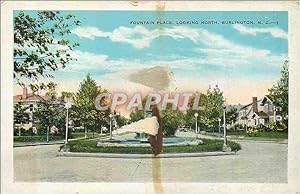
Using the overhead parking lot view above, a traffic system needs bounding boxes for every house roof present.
[261,95,273,105]
[240,98,262,110]
[240,103,252,110]
[13,93,49,103]
[252,111,269,118]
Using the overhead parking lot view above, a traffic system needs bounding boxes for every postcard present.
[1,1,300,194]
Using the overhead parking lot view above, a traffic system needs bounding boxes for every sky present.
[14,11,288,105]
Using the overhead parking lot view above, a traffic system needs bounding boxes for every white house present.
[236,96,282,127]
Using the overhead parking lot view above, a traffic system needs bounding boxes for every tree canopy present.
[14,11,80,85]
[269,60,289,117]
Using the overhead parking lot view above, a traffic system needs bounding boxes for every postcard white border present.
[1,1,300,194]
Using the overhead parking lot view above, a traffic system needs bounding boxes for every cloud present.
[72,25,200,49]
[71,26,110,40]
[68,25,287,77]
[232,24,288,39]
[63,50,108,71]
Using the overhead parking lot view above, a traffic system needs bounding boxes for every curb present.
[14,141,64,147]
[57,151,237,159]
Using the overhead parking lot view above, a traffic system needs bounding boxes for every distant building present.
[13,87,64,130]
[236,96,282,127]
[13,87,50,114]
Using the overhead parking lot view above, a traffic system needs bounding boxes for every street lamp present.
[194,112,199,138]
[218,118,221,137]
[65,102,72,144]
[223,105,227,145]
[109,113,113,140]
[222,105,231,152]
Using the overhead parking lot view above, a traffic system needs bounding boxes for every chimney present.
[22,87,28,99]
[252,97,258,113]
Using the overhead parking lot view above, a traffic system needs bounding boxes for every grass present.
[226,130,288,139]
[14,132,107,143]
[14,135,64,142]
[66,139,241,154]
[70,132,105,139]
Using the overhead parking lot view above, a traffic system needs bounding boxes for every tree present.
[45,81,58,100]
[73,74,108,138]
[14,11,80,85]
[225,107,238,126]
[203,86,225,132]
[129,110,144,123]
[14,102,30,136]
[61,91,74,101]
[161,108,184,137]
[33,82,62,141]
[269,60,289,118]
[185,86,224,132]
[116,115,129,127]
[33,101,59,141]
[184,92,206,131]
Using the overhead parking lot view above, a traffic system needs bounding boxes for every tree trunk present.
[84,124,87,138]
[46,126,49,142]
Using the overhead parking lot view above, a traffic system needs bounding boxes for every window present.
[29,104,33,112]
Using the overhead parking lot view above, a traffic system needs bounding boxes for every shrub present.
[266,122,278,132]
[256,124,268,132]
[228,124,245,131]
[246,127,259,137]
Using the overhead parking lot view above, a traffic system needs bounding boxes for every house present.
[236,96,282,127]
[13,87,50,114]
[13,87,64,130]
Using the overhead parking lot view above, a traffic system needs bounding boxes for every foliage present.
[14,11,80,85]
[14,102,30,128]
[33,101,61,135]
[116,116,129,127]
[73,74,109,134]
[14,127,35,136]
[185,86,224,132]
[129,110,144,123]
[61,91,74,101]
[161,108,184,137]
[265,121,287,132]
[226,107,238,125]
[14,135,63,142]
[32,82,64,135]
[246,127,259,137]
[227,122,288,139]
[67,138,241,154]
[228,124,245,131]
[268,60,289,117]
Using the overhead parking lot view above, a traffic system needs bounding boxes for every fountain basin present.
[97,137,203,147]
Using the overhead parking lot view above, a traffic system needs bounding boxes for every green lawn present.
[66,139,241,154]
[14,135,64,142]
[226,130,288,139]
[70,132,106,139]
[14,132,107,143]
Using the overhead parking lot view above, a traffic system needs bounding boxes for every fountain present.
[97,107,203,151]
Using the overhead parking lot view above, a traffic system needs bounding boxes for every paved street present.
[14,140,287,182]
